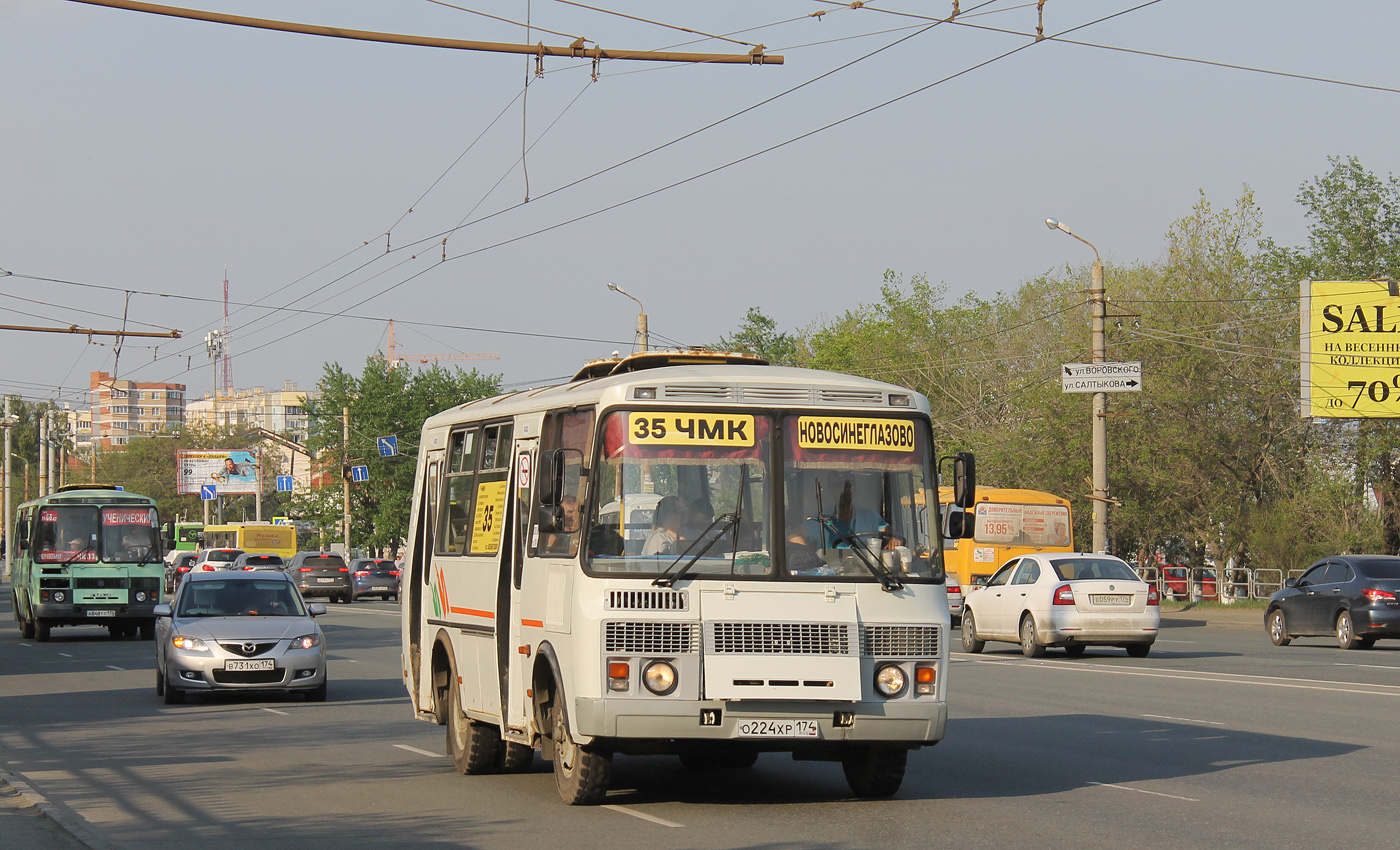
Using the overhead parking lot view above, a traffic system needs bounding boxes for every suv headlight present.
[288,634,321,650]
[172,635,209,652]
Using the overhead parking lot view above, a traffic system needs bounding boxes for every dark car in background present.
[233,553,287,573]
[288,552,351,603]
[1266,555,1400,649]
[349,559,401,602]
[164,551,200,594]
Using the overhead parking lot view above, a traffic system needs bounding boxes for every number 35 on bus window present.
[628,413,754,447]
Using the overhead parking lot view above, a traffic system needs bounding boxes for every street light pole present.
[607,283,648,352]
[1046,218,1109,554]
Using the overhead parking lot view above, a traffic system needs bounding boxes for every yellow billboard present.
[1302,279,1400,417]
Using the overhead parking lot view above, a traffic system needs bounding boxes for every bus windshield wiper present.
[61,545,95,568]
[818,518,903,592]
[652,512,741,588]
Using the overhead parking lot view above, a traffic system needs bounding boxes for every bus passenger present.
[642,496,685,556]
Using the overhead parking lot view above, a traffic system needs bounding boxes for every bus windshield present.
[781,415,939,581]
[99,507,161,563]
[36,506,99,563]
[586,411,774,578]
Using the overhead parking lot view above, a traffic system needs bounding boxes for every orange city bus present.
[938,487,1074,586]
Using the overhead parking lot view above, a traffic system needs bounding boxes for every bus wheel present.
[498,741,533,773]
[842,745,906,798]
[20,617,35,640]
[446,678,499,774]
[139,621,156,641]
[34,620,51,642]
[550,701,611,804]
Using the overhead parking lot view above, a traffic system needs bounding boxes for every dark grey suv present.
[288,552,352,603]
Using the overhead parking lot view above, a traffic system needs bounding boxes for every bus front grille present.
[706,622,854,655]
[75,577,129,589]
[862,624,940,657]
[604,621,700,654]
[605,589,688,611]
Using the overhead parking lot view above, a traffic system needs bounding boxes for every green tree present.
[716,307,801,366]
[300,356,500,555]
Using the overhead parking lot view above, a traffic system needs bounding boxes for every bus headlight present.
[135,591,148,603]
[642,661,677,696]
[874,663,907,698]
[52,590,66,603]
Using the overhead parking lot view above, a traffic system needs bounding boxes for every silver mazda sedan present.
[154,570,328,704]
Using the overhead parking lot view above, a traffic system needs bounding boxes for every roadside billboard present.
[1300,279,1400,417]
[177,449,261,495]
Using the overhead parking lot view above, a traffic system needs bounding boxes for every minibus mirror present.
[953,452,976,509]
[161,520,175,550]
[537,450,561,507]
[16,519,29,547]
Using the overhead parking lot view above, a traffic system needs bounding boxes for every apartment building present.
[184,382,314,443]
[88,371,187,449]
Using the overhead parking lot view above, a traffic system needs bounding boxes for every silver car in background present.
[154,571,328,704]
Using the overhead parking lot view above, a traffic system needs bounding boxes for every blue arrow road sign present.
[377,436,398,457]
[200,484,217,500]
[276,475,294,492]
[351,465,369,483]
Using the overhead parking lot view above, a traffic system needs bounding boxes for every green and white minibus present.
[10,485,165,641]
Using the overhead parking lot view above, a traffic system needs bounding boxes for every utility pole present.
[37,412,47,498]
[254,447,262,522]
[3,397,13,581]
[1047,218,1109,553]
[342,406,351,551]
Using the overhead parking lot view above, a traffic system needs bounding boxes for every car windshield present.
[586,410,774,578]
[781,414,939,582]
[207,550,239,562]
[176,580,305,617]
[1051,557,1140,582]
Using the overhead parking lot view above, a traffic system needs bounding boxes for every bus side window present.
[437,428,479,555]
[535,408,593,558]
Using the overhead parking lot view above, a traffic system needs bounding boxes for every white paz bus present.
[400,351,975,804]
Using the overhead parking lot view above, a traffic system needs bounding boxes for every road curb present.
[0,765,116,850]
[1159,606,1264,630]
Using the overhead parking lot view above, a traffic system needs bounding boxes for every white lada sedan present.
[960,553,1159,658]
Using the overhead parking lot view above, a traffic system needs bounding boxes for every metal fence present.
[1134,564,1289,601]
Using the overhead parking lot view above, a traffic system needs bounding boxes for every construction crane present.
[385,320,498,370]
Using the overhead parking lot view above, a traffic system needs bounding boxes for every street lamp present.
[607,283,649,352]
[1046,217,1109,554]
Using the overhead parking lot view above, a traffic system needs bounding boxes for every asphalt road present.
[3,584,1399,850]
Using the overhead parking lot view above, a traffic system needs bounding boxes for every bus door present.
[500,438,538,734]
[408,450,443,709]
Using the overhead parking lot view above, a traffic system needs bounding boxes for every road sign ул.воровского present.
[1062,361,1143,393]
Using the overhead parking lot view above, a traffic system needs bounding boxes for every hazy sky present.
[3,0,1398,408]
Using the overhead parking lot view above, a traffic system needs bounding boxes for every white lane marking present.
[602,805,684,828]
[331,609,401,618]
[261,708,289,716]
[1335,663,1400,671]
[950,652,1400,697]
[1154,639,1195,644]
[58,653,73,658]
[1141,713,1223,725]
[106,665,125,671]
[1087,781,1198,801]
[394,744,446,759]
[19,643,31,647]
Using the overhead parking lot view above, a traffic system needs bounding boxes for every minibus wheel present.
[550,701,610,804]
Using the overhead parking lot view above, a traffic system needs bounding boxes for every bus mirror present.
[16,519,29,547]
[945,509,974,540]
[952,452,976,509]
[161,521,175,550]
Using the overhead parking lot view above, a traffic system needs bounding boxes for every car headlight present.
[641,661,677,696]
[288,634,321,650]
[172,635,209,652]
[874,663,907,698]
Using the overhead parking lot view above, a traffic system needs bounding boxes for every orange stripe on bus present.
[448,606,493,619]
[521,619,543,628]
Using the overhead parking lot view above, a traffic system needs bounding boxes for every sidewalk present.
[0,777,92,850]
[1158,602,1265,630]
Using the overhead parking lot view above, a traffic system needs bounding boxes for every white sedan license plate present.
[1092,594,1131,605]
[316,578,334,583]
[225,659,274,672]
[87,609,116,618]
[736,719,820,738]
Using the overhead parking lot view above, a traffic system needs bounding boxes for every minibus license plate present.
[225,659,274,671]
[1092,594,1130,606]
[737,719,819,738]
[87,609,115,618]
